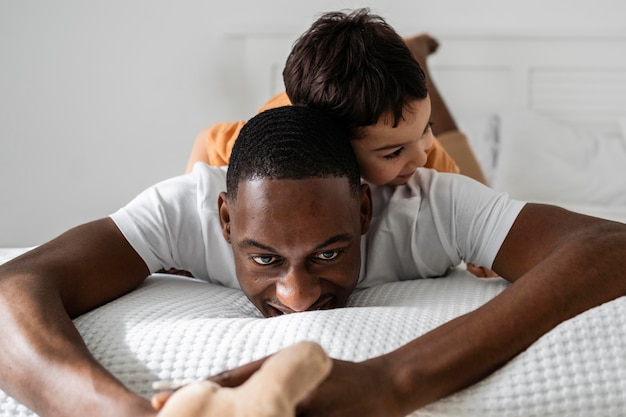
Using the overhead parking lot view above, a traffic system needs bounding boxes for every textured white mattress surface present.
[1,250,626,417]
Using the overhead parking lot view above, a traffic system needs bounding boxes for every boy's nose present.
[408,137,432,169]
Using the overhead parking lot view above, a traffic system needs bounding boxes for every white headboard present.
[236,34,626,135]
[428,37,626,136]
[235,33,626,215]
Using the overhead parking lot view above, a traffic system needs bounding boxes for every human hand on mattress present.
[153,341,332,417]
[152,341,404,417]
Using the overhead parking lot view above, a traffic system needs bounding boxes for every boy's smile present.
[352,97,434,186]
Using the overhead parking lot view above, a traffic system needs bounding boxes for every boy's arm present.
[185,92,292,173]
[0,218,157,417]
[423,138,461,174]
[185,122,244,172]
[185,127,211,173]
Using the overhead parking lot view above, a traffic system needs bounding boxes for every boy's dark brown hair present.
[283,8,427,137]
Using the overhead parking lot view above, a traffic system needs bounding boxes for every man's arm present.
[369,204,625,412]
[0,218,157,417]
[383,204,626,414]
[210,204,626,417]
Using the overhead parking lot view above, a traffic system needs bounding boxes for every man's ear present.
[359,184,372,235]
[217,192,231,243]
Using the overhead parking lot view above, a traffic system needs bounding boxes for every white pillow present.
[492,110,626,206]
[456,113,500,184]
[3,272,626,417]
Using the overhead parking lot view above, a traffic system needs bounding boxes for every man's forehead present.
[237,176,353,196]
[231,177,358,219]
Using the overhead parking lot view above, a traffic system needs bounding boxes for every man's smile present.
[265,294,335,316]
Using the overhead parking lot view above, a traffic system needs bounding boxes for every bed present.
[1,35,626,416]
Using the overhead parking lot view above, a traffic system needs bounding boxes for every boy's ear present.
[359,184,372,235]
[217,192,231,243]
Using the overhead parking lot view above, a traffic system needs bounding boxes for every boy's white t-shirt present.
[110,164,525,290]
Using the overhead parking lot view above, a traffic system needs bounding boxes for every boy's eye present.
[315,250,340,260]
[251,255,279,265]
[383,147,403,160]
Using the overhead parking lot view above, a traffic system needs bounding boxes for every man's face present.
[218,177,371,318]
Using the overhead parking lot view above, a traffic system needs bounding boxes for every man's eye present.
[251,255,278,265]
[315,250,340,261]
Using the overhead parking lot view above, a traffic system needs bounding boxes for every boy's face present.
[351,97,434,186]
[218,177,371,318]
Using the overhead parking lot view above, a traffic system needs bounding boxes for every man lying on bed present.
[1,104,626,417]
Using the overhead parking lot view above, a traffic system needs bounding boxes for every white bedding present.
[491,109,626,209]
[1,248,626,417]
[459,109,626,224]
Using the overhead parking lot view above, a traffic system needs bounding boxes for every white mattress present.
[1,247,625,416]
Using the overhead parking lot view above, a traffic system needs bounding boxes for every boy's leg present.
[404,34,457,135]
[405,34,488,185]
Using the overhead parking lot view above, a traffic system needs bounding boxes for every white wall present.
[1,0,625,247]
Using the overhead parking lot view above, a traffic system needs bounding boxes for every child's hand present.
[467,263,500,278]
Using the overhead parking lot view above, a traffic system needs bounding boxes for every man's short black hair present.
[226,105,361,201]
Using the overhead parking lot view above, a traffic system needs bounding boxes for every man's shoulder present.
[186,163,227,206]
[127,163,226,214]
[189,162,228,188]
[412,167,469,186]
[190,161,228,177]
[366,169,496,223]
[410,168,489,196]
[368,169,471,201]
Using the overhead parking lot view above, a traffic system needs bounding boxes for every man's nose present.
[275,266,321,313]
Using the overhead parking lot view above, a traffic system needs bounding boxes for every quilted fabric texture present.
[1,268,625,417]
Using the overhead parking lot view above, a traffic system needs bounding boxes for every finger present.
[151,391,174,410]
[208,356,267,387]
[466,263,486,277]
[243,342,331,407]
[484,268,500,278]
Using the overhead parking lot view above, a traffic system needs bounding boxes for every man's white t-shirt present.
[110,163,525,290]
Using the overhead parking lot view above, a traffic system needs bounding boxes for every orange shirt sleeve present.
[256,91,292,113]
[203,91,459,174]
[203,122,245,166]
[204,92,292,166]
[424,137,460,174]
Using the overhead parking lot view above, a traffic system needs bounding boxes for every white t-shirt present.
[110,163,525,289]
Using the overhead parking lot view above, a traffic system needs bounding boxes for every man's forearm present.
[0,219,155,416]
[384,219,626,414]
[0,273,156,417]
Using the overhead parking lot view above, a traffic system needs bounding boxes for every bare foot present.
[404,33,439,68]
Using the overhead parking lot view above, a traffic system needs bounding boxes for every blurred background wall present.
[1,0,625,246]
